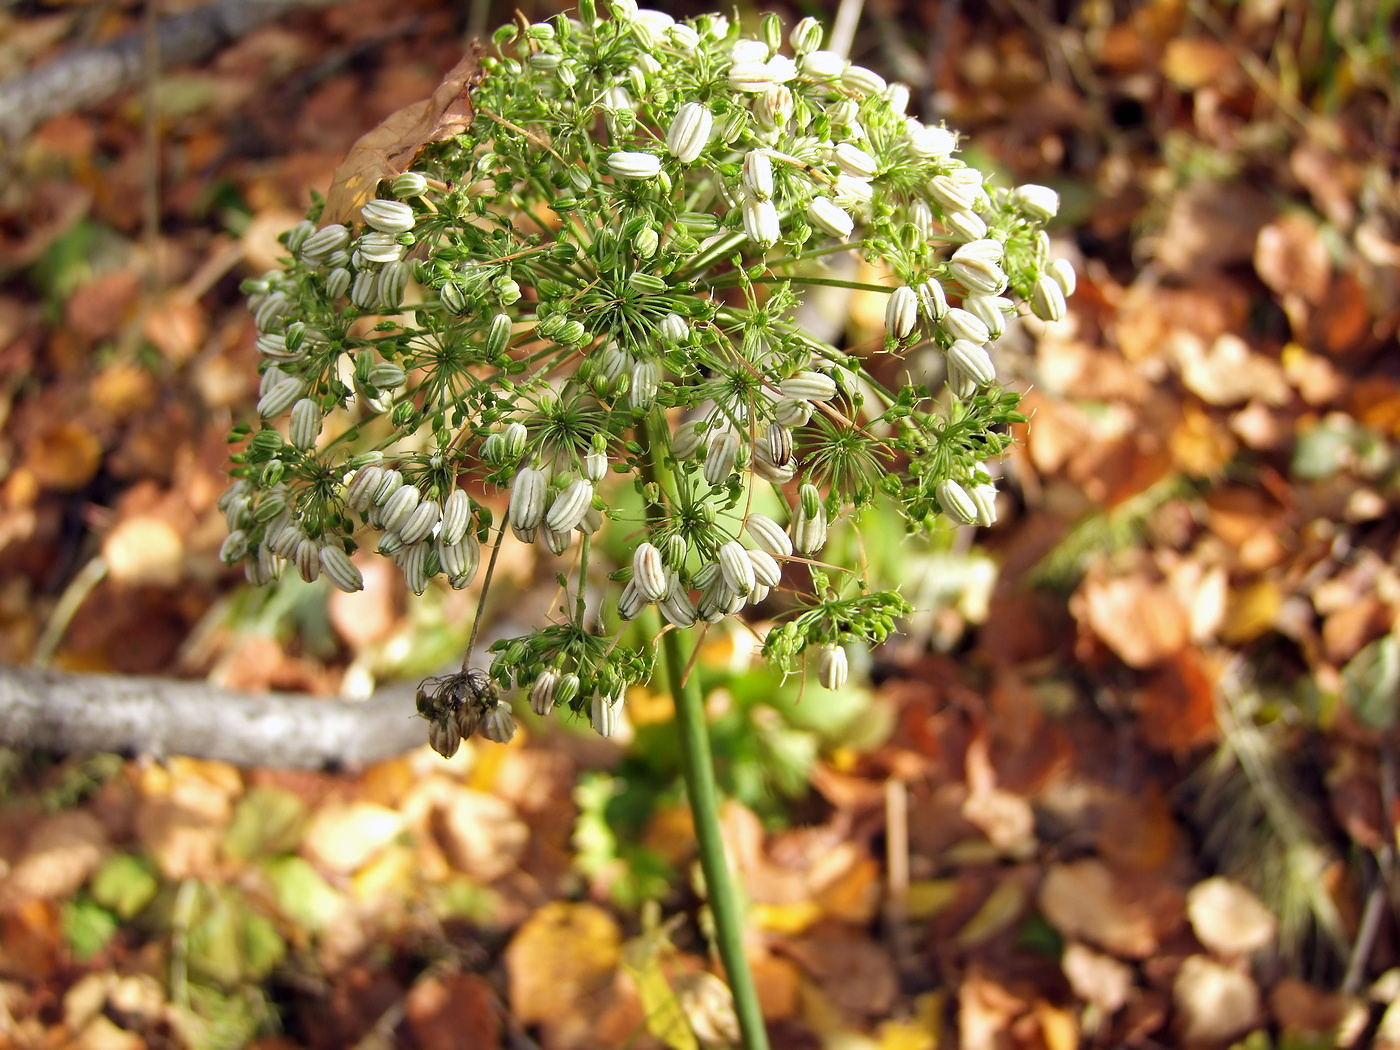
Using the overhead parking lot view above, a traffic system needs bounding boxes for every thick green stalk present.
[640,418,770,1050]
[659,625,770,1050]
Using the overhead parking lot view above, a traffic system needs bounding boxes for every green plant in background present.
[217,3,1071,1046]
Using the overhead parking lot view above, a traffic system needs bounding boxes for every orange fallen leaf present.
[505,901,621,1027]
[1137,647,1219,753]
[1078,572,1188,668]
[25,421,103,491]
[1255,213,1331,305]
[1162,38,1235,90]
[321,53,481,227]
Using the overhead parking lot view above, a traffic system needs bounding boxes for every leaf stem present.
[641,417,770,1050]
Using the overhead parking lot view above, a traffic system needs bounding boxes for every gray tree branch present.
[0,664,426,769]
[0,0,343,145]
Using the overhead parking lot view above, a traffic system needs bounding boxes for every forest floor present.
[0,0,1398,1047]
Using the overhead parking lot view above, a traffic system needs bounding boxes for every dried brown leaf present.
[406,972,501,1050]
[321,53,480,228]
[1039,859,1182,958]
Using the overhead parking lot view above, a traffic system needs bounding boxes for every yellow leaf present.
[751,900,823,935]
[351,842,418,902]
[955,878,1028,948]
[621,936,698,1050]
[876,991,943,1050]
[906,879,958,920]
[1222,580,1281,645]
[627,685,675,726]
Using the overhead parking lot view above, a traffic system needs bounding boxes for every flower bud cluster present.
[223,6,1069,740]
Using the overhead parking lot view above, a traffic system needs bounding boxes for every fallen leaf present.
[435,787,528,882]
[958,967,1027,1050]
[1255,213,1331,305]
[1137,647,1219,753]
[1176,333,1290,407]
[406,971,502,1050]
[1269,977,1351,1037]
[327,556,400,647]
[65,269,142,343]
[143,297,207,364]
[505,902,621,1027]
[1170,401,1238,476]
[1162,38,1235,90]
[90,363,157,420]
[1173,954,1260,1043]
[1078,572,1189,668]
[25,421,103,491]
[621,932,699,1050]
[1094,784,1179,871]
[301,801,404,875]
[1062,942,1134,1015]
[955,875,1030,948]
[102,516,185,587]
[674,971,740,1047]
[1151,181,1274,275]
[2,811,108,903]
[781,927,898,1018]
[322,53,480,227]
[1038,859,1181,958]
[962,734,1035,853]
[750,953,802,1022]
[1282,343,1345,405]
[1186,877,1277,956]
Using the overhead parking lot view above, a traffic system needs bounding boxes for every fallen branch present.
[0,664,424,769]
[0,0,343,145]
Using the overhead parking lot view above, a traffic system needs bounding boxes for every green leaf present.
[261,856,345,932]
[187,885,286,988]
[90,853,159,919]
[224,787,308,860]
[62,896,118,960]
[1342,634,1400,730]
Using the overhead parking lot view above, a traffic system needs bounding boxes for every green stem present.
[660,626,770,1050]
[640,418,770,1050]
[709,273,897,294]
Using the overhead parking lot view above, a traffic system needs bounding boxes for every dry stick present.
[827,0,866,62]
[883,778,918,978]
[0,0,346,145]
[0,663,427,768]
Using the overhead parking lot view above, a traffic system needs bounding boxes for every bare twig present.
[0,0,346,146]
[0,663,426,769]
